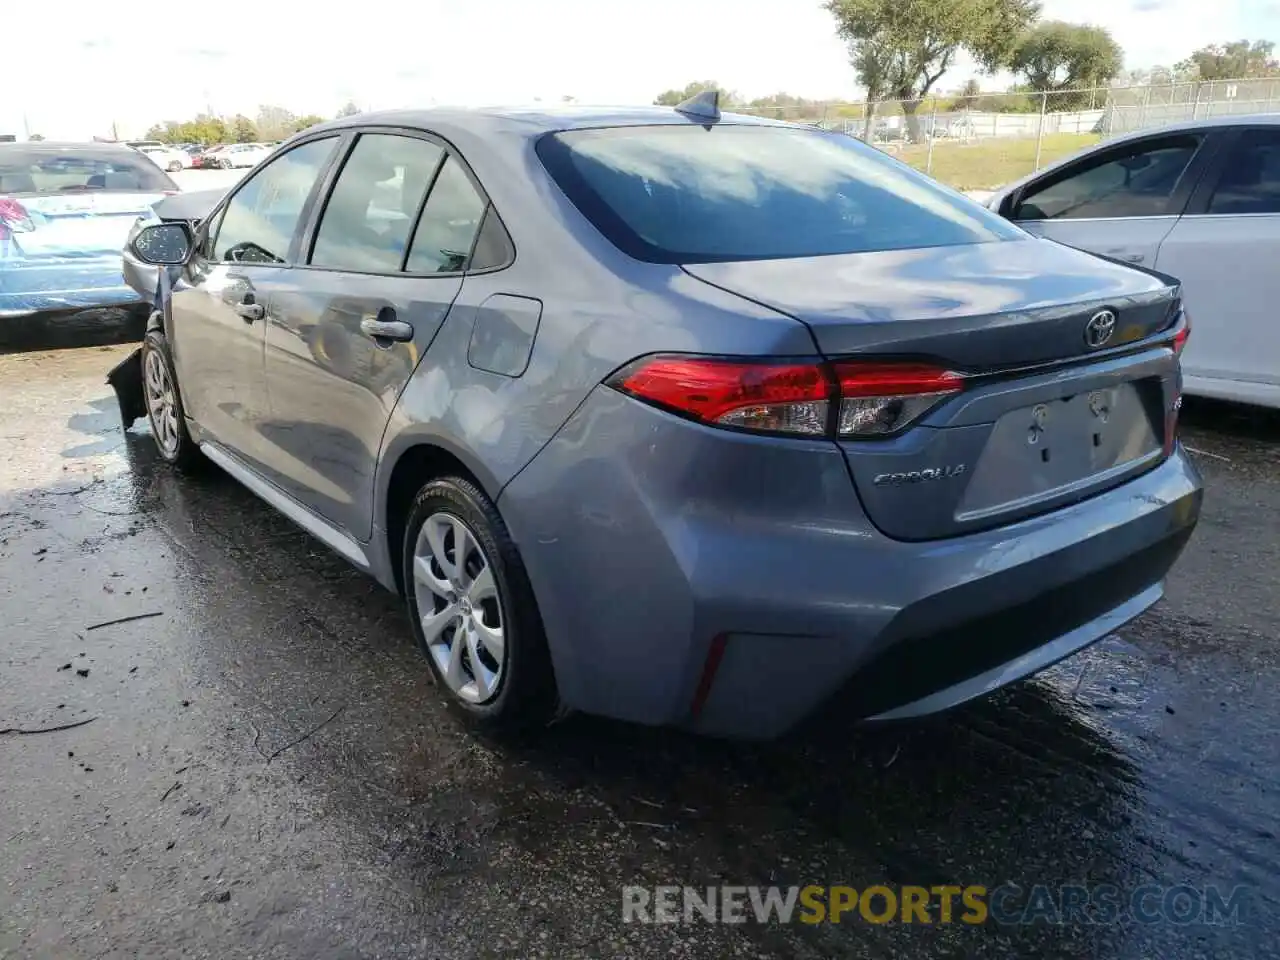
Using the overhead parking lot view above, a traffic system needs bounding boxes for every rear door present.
[1003,130,1219,267]
[260,128,492,538]
[1154,125,1280,400]
[168,136,341,470]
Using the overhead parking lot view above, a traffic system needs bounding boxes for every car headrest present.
[0,173,37,193]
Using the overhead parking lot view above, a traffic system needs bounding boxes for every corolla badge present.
[873,464,967,486]
[1084,309,1118,349]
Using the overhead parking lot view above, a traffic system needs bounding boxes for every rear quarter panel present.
[371,131,818,570]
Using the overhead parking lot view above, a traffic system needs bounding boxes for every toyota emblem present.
[1084,309,1118,349]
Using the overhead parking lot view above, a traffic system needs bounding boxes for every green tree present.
[744,92,827,121]
[955,77,982,109]
[230,114,258,143]
[336,100,362,118]
[653,81,737,106]
[144,115,228,145]
[825,0,1041,142]
[1010,21,1123,109]
[256,105,298,141]
[1176,39,1280,81]
[293,115,327,133]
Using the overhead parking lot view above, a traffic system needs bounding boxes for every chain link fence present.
[733,77,1280,192]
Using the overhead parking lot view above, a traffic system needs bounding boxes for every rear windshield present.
[0,147,177,195]
[536,124,1024,263]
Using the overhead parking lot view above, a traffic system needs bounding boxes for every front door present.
[168,136,341,472]
[1155,126,1280,398]
[261,131,491,538]
[1006,130,1216,267]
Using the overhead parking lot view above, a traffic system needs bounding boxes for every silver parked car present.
[987,115,1280,410]
[113,99,1201,739]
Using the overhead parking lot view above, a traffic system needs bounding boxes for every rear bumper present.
[498,386,1203,740]
[0,259,148,350]
[0,258,144,317]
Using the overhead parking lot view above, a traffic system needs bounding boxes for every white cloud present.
[3,0,1273,139]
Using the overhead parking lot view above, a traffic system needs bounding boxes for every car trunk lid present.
[682,238,1178,367]
[2,191,170,260]
[682,238,1184,541]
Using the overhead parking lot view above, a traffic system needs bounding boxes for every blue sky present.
[5,0,1277,138]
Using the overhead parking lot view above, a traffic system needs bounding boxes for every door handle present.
[360,316,414,342]
[235,301,265,322]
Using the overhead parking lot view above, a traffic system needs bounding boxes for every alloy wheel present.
[412,512,505,703]
[143,349,180,457]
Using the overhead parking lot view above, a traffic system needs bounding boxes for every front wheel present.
[221,159,233,170]
[403,477,556,730]
[167,161,182,172]
[141,329,202,469]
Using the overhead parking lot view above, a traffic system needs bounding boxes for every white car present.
[215,143,272,169]
[136,144,191,173]
[987,115,1280,410]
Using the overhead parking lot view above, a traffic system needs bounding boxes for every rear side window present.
[405,157,488,273]
[1207,129,1280,215]
[0,146,176,195]
[535,124,1022,264]
[1014,135,1204,221]
[467,206,515,271]
[310,133,444,273]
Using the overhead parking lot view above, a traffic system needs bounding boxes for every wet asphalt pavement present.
[1,344,1277,960]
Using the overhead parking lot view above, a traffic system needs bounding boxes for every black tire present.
[403,476,556,730]
[167,161,182,173]
[141,329,203,470]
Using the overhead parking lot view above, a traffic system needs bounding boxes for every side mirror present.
[129,222,192,266]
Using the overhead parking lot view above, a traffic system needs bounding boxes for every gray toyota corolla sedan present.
[115,95,1202,739]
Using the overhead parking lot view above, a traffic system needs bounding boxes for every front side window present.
[1014,135,1204,221]
[1207,129,1280,215]
[536,124,1023,264]
[212,137,337,264]
[405,156,489,273]
[310,133,444,273]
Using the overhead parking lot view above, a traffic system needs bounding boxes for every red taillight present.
[1172,309,1191,357]
[0,196,35,233]
[613,356,832,436]
[689,633,729,720]
[609,355,964,438]
[832,362,965,437]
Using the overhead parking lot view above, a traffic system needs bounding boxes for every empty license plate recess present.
[954,381,1162,522]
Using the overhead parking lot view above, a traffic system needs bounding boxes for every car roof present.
[992,112,1280,198]
[1104,112,1280,140]
[301,104,790,142]
[0,140,144,156]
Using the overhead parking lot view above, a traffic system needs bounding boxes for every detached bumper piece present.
[107,347,147,428]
